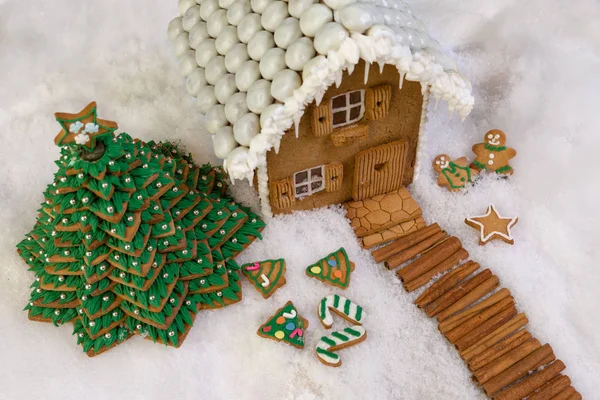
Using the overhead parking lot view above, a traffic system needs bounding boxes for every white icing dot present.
[271,69,301,102]
[237,13,262,44]
[189,22,209,49]
[246,79,273,113]
[250,0,270,14]
[179,50,198,77]
[213,126,239,159]
[216,26,240,55]
[247,31,274,61]
[215,74,238,104]
[182,6,201,31]
[233,113,260,146]
[199,0,220,21]
[314,22,348,55]
[288,0,316,19]
[224,92,249,124]
[488,160,494,165]
[225,43,249,73]
[235,60,261,91]
[274,17,302,49]
[195,39,218,67]
[196,86,219,114]
[205,105,228,134]
[259,48,286,80]
[168,18,185,42]
[286,37,316,71]
[173,32,191,57]
[299,4,333,37]
[261,1,289,32]
[179,0,197,16]
[205,56,227,85]
[227,0,252,26]
[489,154,495,159]
[186,68,207,96]
[207,9,229,37]
[260,103,282,128]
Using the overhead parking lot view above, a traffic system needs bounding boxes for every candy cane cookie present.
[316,326,367,367]
[318,294,365,329]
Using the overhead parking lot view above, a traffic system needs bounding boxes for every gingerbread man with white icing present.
[433,154,479,192]
[471,129,517,175]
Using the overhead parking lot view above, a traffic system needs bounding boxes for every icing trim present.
[465,204,518,243]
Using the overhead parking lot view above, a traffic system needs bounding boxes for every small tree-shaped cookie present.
[471,129,517,175]
[433,154,479,192]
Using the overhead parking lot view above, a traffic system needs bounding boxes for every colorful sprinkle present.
[245,262,260,271]
[333,269,343,279]
[285,322,295,331]
[290,328,303,338]
[282,309,297,319]
[276,316,285,324]
[327,259,337,267]
[262,326,271,333]
[274,331,285,339]
[310,266,322,274]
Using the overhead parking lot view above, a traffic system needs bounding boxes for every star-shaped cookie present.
[465,204,518,245]
[54,102,118,150]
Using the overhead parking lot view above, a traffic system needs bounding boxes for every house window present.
[331,90,365,128]
[294,166,325,198]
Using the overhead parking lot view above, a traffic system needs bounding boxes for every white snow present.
[0,1,599,399]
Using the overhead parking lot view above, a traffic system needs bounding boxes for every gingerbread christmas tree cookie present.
[241,259,286,299]
[433,154,479,192]
[465,204,518,245]
[471,129,517,175]
[306,248,355,289]
[257,301,308,349]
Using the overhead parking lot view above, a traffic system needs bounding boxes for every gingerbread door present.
[353,140,408,201]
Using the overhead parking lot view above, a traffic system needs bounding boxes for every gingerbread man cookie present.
[433,154,479,192]
[471,129,517,175]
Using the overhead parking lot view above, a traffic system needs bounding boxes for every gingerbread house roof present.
[169,0,474,196]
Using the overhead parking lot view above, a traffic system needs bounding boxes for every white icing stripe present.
[224,31,474,216]
[319,294,365,327]
[316,326,366,366]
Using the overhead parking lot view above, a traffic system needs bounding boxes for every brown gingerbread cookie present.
[471,129,517,175]
[433,154,479,192]
[465,204,518,245]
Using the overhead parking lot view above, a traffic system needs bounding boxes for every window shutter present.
[269,177,295,210]
[365,84,392,121]
[325,162,343,192]
[311,103,333,137]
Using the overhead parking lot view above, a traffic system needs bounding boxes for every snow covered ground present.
[1,0,599,399]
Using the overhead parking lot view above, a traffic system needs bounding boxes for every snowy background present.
[0,0,599,399]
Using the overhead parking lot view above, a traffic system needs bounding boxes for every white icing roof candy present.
[170,0,474,191]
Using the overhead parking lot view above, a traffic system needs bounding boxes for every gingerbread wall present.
[266,60,424,214]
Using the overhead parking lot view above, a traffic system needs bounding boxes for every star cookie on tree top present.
[465,204,518,245]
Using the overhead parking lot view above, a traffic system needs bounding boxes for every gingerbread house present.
[168,0,474,217]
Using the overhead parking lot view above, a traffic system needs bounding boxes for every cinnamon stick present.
[386,231,448,270]
[372,223,441,263]
[461,313,529,361]
[482,344,555,396]
[491,359,565,400]
[404,248,470,293]
[550,387,577,400]
[527,375,571,400]
[445,297,514,343]
[439,289,511,333]
[473,338,541,384]
[454,306,517,351]
[435,276,500,322]
[468,330,532,371]
[415,260,479,308]
[424,271,495,318]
